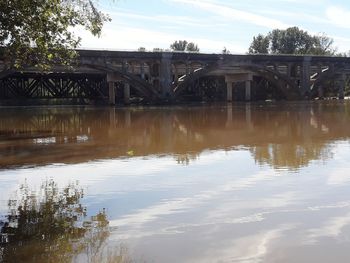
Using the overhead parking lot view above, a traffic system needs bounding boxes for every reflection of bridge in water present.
[1,51,350,104]
[0,102,349,169]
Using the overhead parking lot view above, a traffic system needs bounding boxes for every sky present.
[78,0,350,54]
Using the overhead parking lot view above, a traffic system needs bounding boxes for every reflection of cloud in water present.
[327,168,350,185]
[193,225,295,263]
[306,213,350,245]
[109,170,285,235]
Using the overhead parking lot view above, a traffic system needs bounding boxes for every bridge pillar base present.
[245,80,251,101]
[108,82,116,105]
[301,57,311,98]
[318,86,324,99]
[226,81,233,102]
[124,83,130,104]
[338,74,346,100]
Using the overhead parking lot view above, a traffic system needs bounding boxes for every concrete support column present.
[301,57,311,98]
[174,66,179,83]
[226,81,233,102]
[318,85,324,99]
[160,53,173,98]
[124,82,130,104]
[245,80,252,101]
[339,74,346,100]
[122,61,128,73]
[140,63,145,79]
[108,81,116,105]
[186,62,190,75]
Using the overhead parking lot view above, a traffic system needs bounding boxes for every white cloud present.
[78,25,247,53]
[326,6,350,29]
[170,0,289,29]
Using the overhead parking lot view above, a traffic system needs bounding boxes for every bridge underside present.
[0,51,349,105]
[0,72,108,105]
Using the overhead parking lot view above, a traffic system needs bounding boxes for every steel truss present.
[0,73,108,100]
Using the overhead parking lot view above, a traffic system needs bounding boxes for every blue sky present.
[78,0,350,53]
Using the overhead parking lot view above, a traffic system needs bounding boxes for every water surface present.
[1,102,350,262]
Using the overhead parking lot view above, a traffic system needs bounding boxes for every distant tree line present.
[138,40,200,53]
[137,28,349,57]
[248,26,342,56]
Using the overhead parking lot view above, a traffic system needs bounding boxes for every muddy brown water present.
[1,101,350,262]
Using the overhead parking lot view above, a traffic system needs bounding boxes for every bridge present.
[0,50,349,104]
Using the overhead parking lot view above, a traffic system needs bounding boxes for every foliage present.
[170,40,200,52]
[0,180,110,263]
[0,0,111,70]
[248,27,336,56]
[222,47,231,54]
[248,34,269,54]
[153,48,164,52]
[186,42,200,52]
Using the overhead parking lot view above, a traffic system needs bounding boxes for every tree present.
[311,33,337,55]
[248,27,336,56]
[170,40,200,52]
[186,42,200,52]
[222,47,231,54]
[0,0,111,70]
[170,40,188,51]
[0,180,110,262]
[248,34,269,54]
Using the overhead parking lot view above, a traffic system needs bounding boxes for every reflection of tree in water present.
[251,143,333,170]
[0,180,133,263]
[176,153,200,165]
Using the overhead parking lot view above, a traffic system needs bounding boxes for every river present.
[1,101,350,262]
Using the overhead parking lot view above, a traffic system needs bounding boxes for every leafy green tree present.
[170,40,199,52]
[0,180,109,263]
[222,47,231,54]
[248,34,269,54]
[170,40,188,51]
[186,42,199,52]
[248,27,336,56]
[269,27,314,54]
[0,0,111,70]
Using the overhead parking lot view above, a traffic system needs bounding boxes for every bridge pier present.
[338,73,346,100]
[160,53,173,99]
[140,63,145,79]
[108,81,116,105]
[124,83,130,104]
[226,81,233,102]
[301,57,311,98]
[318,85,324,99]
[245,80,251,101]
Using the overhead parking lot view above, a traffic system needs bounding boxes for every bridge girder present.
[1,50,350,104]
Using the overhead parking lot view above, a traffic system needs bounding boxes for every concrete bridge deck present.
[1,50,350,104]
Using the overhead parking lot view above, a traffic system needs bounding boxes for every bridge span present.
[0,50,349,104]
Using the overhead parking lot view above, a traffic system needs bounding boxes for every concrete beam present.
[107,73,122,82]
[224,73,253,83]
